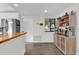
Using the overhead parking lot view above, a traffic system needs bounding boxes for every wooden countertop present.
[0,32,26,43]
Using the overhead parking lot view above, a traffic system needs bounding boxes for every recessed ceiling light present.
[14,4,19,6]
[44,10,48,13]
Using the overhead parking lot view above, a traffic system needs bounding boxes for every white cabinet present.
[0,34,26,55]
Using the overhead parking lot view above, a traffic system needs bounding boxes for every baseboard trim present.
[25,42,54,44]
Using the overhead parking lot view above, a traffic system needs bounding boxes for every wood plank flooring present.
[24,43,63,55]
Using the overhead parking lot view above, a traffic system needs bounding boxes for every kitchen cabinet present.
[54,34,76,54]
[54,11,76,55]
[0,33,26,55]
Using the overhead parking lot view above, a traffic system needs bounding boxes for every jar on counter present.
[69,28,72,36]
[65,28,69,36]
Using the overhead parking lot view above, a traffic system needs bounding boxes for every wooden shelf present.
[58,15,69,27]
[61,16,69,20]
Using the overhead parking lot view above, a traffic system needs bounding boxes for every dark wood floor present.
[24,43,63,55]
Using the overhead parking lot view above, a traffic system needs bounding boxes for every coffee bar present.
[54,11,76,55]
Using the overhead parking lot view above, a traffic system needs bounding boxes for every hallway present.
[24,43,63,55]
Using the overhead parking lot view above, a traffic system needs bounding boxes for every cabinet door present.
[61,37,66,52]
[66,37,76,55]
[54,34,57,45]
[57,36,61,47]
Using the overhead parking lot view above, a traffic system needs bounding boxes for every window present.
[45,18,56,32]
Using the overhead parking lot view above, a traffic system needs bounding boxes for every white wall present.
[75,10,79,55]
[55,4,79,18]
[21,16,54,43]
[0,13,19,19]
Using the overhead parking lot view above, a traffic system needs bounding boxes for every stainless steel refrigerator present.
[12,19,20,32]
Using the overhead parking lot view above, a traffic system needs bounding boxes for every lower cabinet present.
[54,34,76,55]
[0,35,26,55]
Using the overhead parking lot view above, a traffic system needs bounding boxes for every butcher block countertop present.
[0,32,26,43]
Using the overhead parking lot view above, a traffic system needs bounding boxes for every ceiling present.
[0,3,15,11]
[9,3,75,17]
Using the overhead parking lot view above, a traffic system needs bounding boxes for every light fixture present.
[44,9,48,13]
[14,4,19,6]
[8,22,13,24]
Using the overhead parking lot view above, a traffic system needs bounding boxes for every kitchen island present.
[0,32,26,55]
